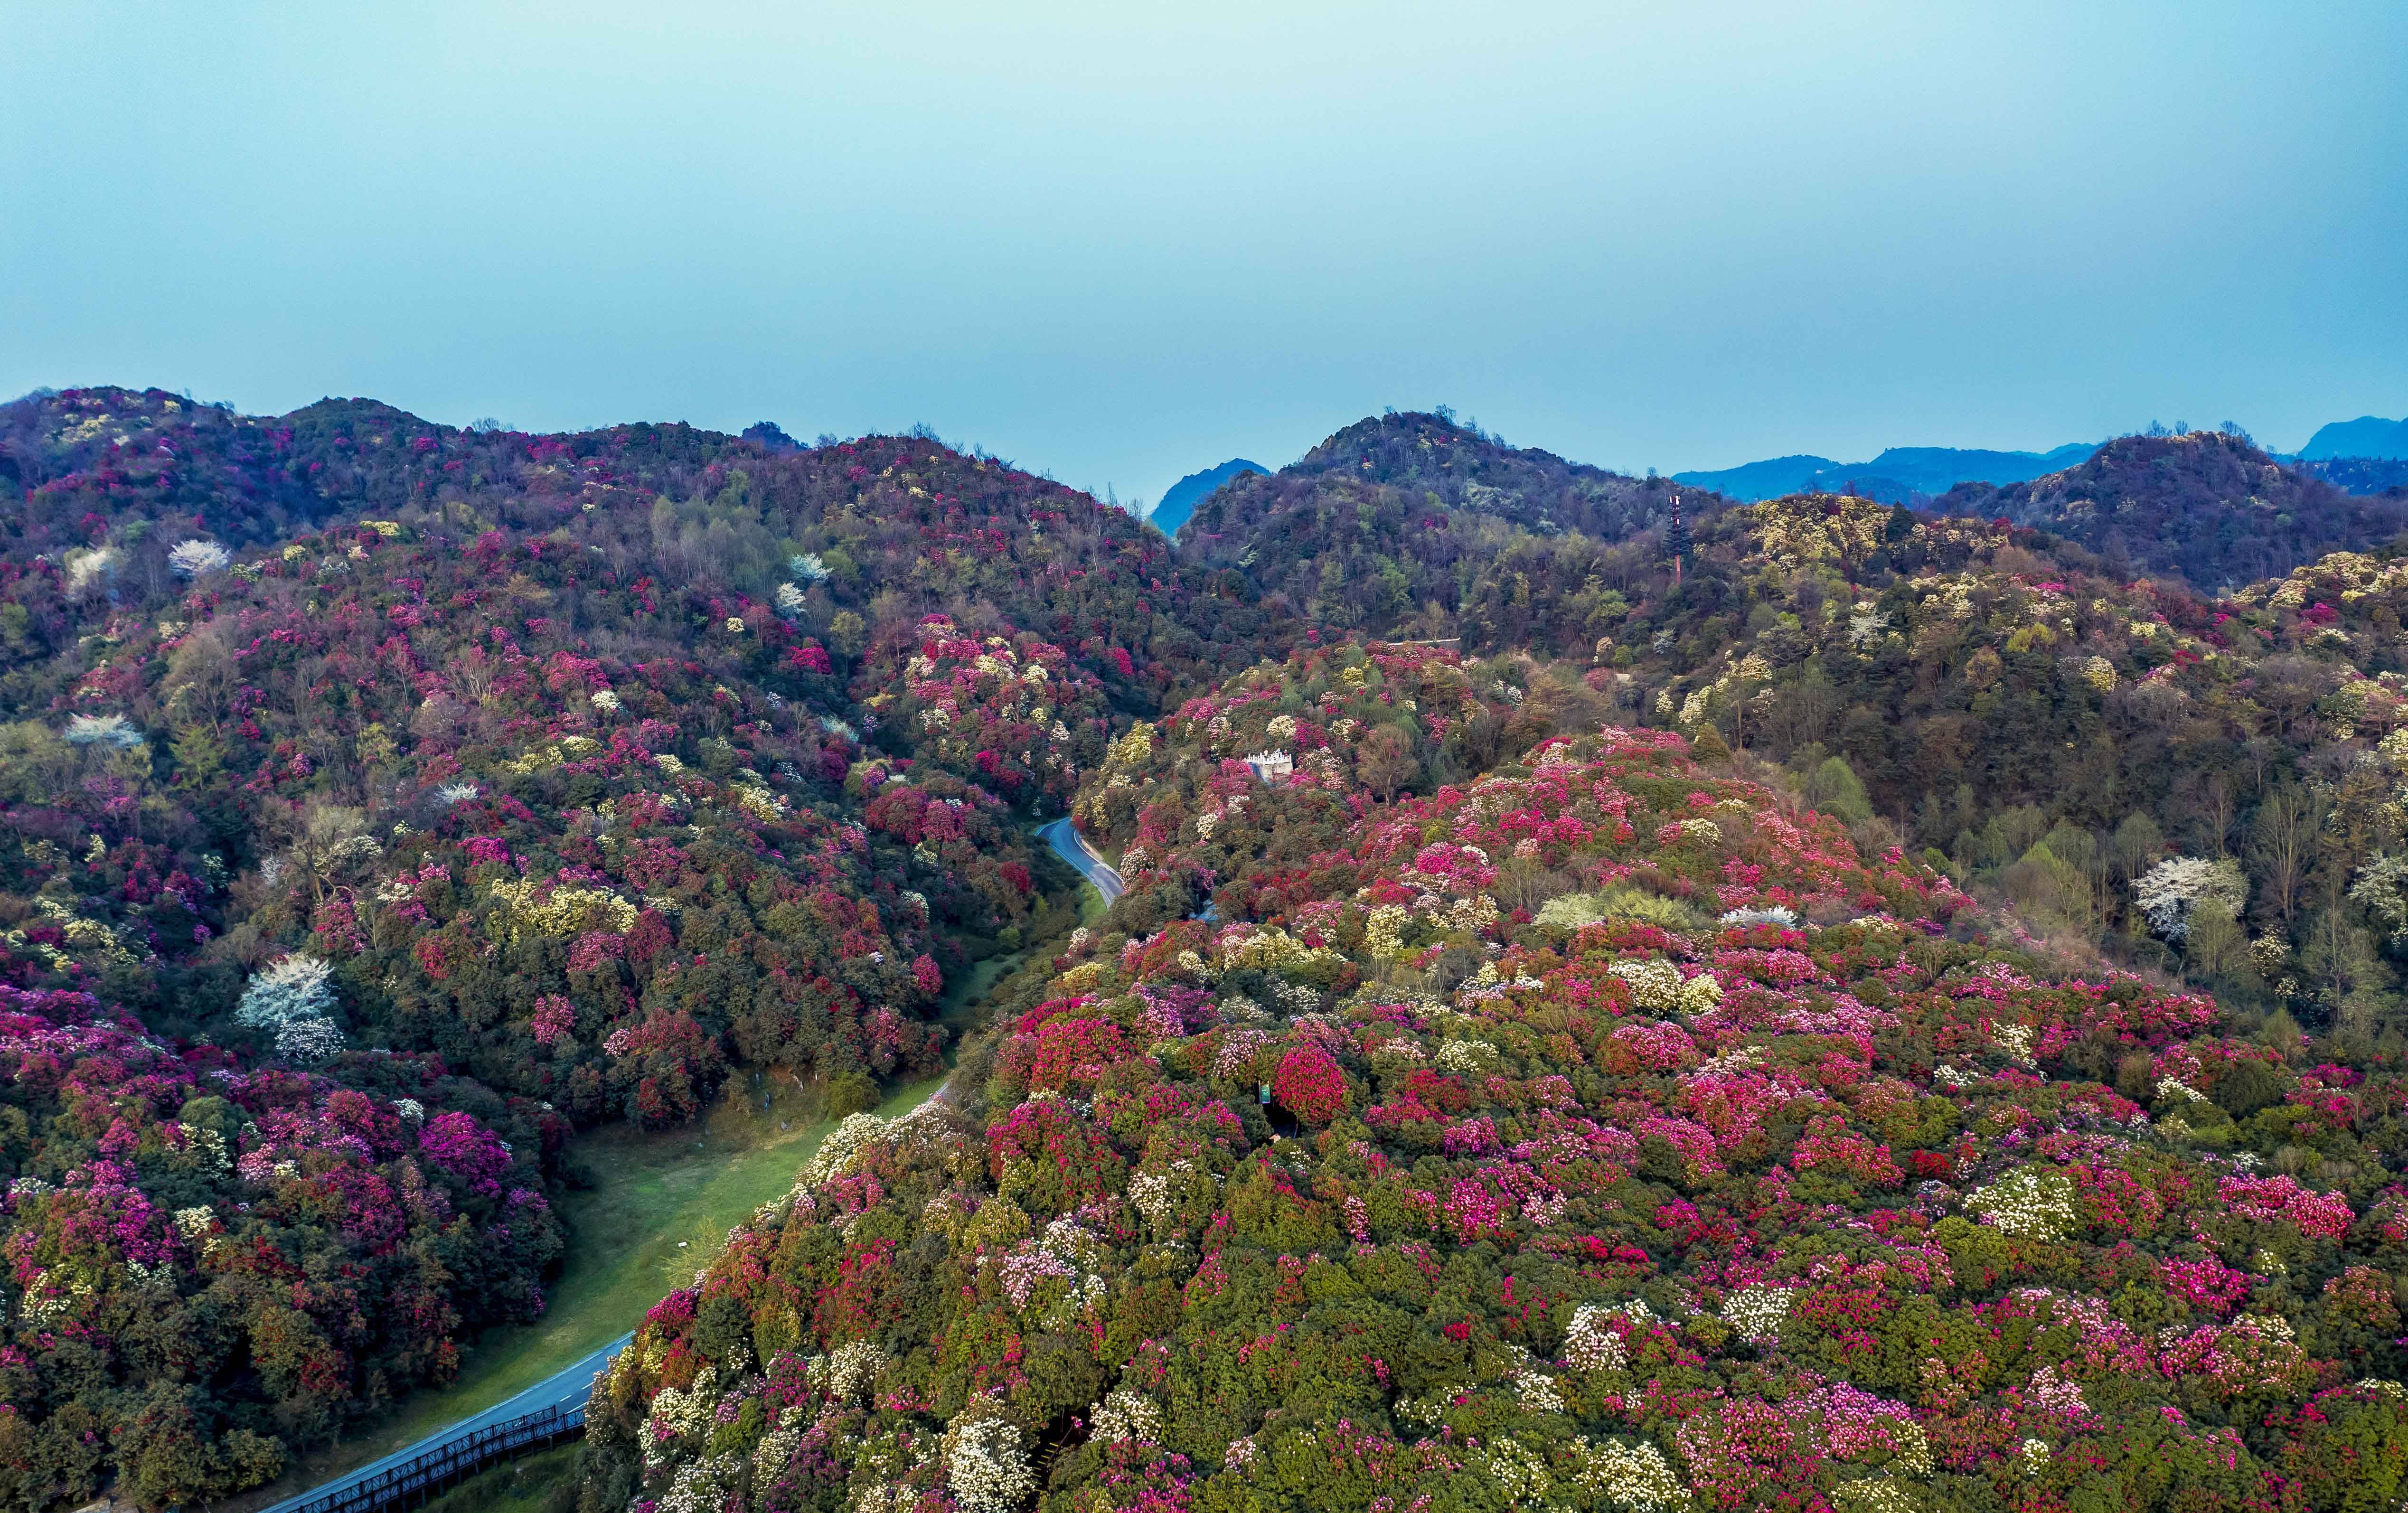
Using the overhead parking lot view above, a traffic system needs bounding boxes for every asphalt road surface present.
[1038,817,1124,902]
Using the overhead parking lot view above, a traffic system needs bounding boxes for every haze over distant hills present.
[2301,413,2408,460]
[1669,413,2408,503]
[1673,442,2099,502]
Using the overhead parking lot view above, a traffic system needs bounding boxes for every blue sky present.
[5,2,2403,507]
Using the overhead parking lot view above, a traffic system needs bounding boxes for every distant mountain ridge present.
[1146,457,1264,536]
[1674,441,2098,501]
[2301,414,2408,461]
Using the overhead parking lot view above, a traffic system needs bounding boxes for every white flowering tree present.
[2349,852,2408,941]
[236,954,337,1029]
[942,1411,1034,1513]
[1558,1302,1633,1371]
[168,539,234,577]
[1719,1284,1792,1343]
[809,1341,888,1402]
[238,956,348,1065]
[274,1017,348,1064]
[2132,856,2247,941]
[1087,1389,1162,1445]
[65,546,120,595]
[1966,1166,2079,1240]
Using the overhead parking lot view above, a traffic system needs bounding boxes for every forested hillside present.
[18,383,2408,1513]
[1175,412,1692,640]
[0,386,1301,1104]
[1565,496,2408,1051]
[585,646,2408,1513]
[0,386,1303,1509]
[1158,417,2408,1055]
[1938,430,2407,590]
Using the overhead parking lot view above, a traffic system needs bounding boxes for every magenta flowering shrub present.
[416,1109,514,1195]
[583,708,2408,1513]
[0,983,563,1511]
[2218,1173,2356,1240]
[1270,1043,1347,1126]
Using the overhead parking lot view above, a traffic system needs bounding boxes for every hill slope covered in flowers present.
[19,384,2408,1512]
[0,384,1310,1513]
[582,651,2408,1512]
[0,981,567,1509]
[0,385,1321,1116]
[1590,496,2408,1042]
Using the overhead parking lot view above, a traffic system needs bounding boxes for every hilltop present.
[1175,412,1689,645]
[1938,429,2408,590]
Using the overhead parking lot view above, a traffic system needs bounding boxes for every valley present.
[8,387,2408,1513]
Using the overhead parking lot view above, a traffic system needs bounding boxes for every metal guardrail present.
[274,1400,589,1513]
[247,1334,634,1513]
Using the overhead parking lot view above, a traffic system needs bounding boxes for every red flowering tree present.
[1271,1042,1348,1125]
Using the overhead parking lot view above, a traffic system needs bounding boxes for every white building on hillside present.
[1243,750,1293,783]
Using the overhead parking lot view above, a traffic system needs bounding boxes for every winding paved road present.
[1039,817,1124,902]
[254,1333,633,1513]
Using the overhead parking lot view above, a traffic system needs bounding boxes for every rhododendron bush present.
[0,984,564,1510]
[585,712,2408,1513]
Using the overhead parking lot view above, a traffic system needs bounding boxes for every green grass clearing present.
[241,1070,945,1507]
[218,880,1069,1513]
[407,1443,581,1513]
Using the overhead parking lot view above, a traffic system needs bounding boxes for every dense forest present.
[1175,412,1694,641]
[16,386,2408,1511]
[0,386,1294,1504]
[1938,431,2408,591]
[584,649,2408,1513]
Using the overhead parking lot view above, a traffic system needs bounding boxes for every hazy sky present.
[6,2,2404,506]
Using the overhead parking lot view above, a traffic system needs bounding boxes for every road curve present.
[1038,817,1124,903]
[254,1333,633,1513]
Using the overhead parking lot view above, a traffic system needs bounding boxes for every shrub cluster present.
[586,709,2408,1511]
[0,983,564,1509]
